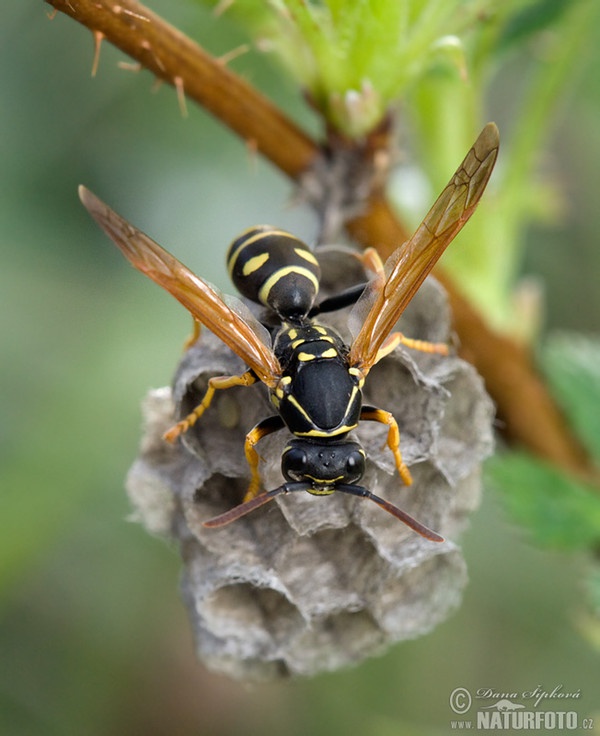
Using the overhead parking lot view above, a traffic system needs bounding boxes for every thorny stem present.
[46,0,316,177]
[46,0,597,484]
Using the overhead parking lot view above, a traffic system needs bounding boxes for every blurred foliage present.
[209,0,487,137]
[487,452,600,550]
[2,1,600,735]
[202,0,596,332]
[488,334,600,551]
[542,333,600,461]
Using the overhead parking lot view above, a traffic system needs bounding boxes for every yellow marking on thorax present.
[296,424,358,438]
[291,334,334,350]
[286,395,313,423]
[349,366,365,388]
[320,348,338,359]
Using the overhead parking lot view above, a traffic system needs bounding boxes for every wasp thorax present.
[282,439,366,488]
[226,225,321,319]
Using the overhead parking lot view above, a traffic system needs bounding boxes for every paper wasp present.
[80,122,499,542]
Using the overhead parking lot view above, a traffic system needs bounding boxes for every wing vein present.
[79,186,281,386]
[349,123,499,372]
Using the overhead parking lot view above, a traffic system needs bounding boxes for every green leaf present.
[201,0,487,136]
[487,451,600,550]
[497,0,582,54]
[542,333,600,463]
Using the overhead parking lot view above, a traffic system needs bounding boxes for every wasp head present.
[203,437,442,542]
[281,438,366,492]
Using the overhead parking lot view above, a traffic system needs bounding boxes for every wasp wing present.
[348,122,499,373]
[79,186,281,387]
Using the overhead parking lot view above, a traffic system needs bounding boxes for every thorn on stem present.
[151,77,164,93]
[174,76,188,118]
[218,44,250,67]
[140,39,166,73]
[246,138,258,173]
[91,30,104,78]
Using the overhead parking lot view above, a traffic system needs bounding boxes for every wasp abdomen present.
[227,226,321,319]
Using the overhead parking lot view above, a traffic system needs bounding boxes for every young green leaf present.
[542,333,600,463]
[487,451,600,550]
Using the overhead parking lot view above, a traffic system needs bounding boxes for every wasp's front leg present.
[360,405,413,486]
[182,318,202,351]
[242,415,286,501]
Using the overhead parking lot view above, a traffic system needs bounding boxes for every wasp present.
[79,123,499,542]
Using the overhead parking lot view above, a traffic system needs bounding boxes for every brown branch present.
[352,194,594,480]
[46,0,317,178]
[46,0,597,482]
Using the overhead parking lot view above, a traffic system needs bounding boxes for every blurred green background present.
[2,3,599,735]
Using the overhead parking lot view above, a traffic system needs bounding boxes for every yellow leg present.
[182,318,202,351]
[163,370,257,443]
[358,247,385,278]
[360,406,413,486]
[242,415,286,501]
[374,331,448,365]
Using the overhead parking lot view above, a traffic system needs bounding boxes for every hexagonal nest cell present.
[126,249,494,680]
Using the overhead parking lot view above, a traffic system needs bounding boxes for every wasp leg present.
[358,247,385,278]
[182,318,202,351]
[163,370,257,443]
[310,282,367,316]
[374,332,449,365]
[243,415,286,501]
[360,405,413,486]
[309,248,386,318]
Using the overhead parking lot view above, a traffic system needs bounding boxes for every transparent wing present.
[348,122,500,373]
[79,186,281,387]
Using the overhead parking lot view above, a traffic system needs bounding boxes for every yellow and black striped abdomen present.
[227,226,321,320]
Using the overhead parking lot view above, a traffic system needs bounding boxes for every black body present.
[227,227,366,493]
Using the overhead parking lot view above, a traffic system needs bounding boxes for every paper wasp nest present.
[126,250,494,680]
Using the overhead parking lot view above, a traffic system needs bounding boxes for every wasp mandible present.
[80,123,499,542]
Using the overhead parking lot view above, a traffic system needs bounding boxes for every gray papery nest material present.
[126,249,494,680]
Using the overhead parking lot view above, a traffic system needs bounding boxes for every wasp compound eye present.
[281,445,308,480]
[345,448,365,483]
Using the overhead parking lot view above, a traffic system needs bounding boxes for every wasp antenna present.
[336,485,444,542]
[203,482,309,528]
[203,491,276,527]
